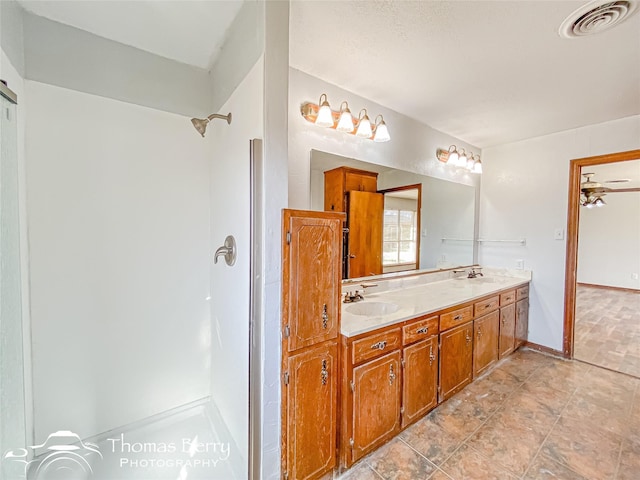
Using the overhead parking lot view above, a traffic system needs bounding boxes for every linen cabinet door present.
[283,211,342,352]
[439,322,474,402]
[515,298,529,348]
[285,342,338,480]
[499,303,516,358]
[351,351,401,463]
[473,310,500,377]
[402,336,438,428]
[347,191,383,278]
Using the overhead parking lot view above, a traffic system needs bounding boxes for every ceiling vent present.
[559,0,639,38]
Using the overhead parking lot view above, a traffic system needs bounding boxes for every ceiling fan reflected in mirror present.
[580,172,640,208]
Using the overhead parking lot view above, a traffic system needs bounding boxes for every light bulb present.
[315,94,334,127]
[473,159,482,174]
[336,101,354,132]
[457,149,468,168]
[356,109,372,138]
[466,154,476,171]
[446,146,459,165]
[373,115,390,142]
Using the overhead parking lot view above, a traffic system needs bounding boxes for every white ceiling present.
[16,1,640,148]
[290,0,640,148]
[585,160,640,188]
[17,0,244,69]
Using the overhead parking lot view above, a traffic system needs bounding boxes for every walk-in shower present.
[191,112,232,137]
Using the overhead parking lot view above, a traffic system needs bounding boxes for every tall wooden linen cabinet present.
[281,209,343,480]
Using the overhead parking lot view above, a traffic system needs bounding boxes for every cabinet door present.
[402,336,438,428]
[473,311,500,377]
[439,322,474,402]
[499,304,516,358]
[515,298,529,348]
[283,210,342,352]
[345,171,378,193]
[352,351,401,463]
[347,191,383,278]
[285,342,338,480]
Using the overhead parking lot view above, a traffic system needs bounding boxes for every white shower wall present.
[208,56,264,476]
[25,81,212,441]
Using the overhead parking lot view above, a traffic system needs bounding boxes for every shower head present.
[190,112,232,137]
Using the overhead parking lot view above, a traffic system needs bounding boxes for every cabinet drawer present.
[474,296,500,317]
[352,329,402,365]
[500,290,516,306]
[403,315,439,345]
[516,285,530,300]
[440,306,473,331]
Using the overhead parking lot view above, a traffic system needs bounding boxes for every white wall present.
[25,81,211,441]
[1,47,33,453]
[288,68,481,211]
[578,182,640,290]
[208,56,263,477]
[479,115,640,352]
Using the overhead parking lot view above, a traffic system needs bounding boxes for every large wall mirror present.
[310,150,477,279]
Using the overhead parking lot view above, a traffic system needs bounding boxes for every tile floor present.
[337,348,640,480]
[574,284,640,377]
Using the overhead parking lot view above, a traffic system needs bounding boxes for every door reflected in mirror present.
[310,150,476,279]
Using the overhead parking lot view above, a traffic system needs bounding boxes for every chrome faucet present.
[467,267,483,278]
[343,290,364,303]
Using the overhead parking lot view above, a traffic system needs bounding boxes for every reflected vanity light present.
[436,145,482,174]
[300,94,390,142]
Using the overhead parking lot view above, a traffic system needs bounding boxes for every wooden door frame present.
[563,149,640,358]
[378,183,422,270]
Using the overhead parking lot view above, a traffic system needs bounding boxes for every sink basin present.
[346,302,400,317]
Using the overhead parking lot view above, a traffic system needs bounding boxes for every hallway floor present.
[574,284,640,377]
[338,349,640,480]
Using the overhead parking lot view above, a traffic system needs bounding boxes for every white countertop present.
[341,273,531,337]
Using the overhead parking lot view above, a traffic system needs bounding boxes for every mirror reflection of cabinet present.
[324,167,383,278]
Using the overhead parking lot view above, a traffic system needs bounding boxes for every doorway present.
[563,150,640,374]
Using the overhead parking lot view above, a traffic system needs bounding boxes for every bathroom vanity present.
[338,271,531,469]
[280,209,531,479]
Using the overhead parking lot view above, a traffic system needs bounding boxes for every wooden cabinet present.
[324,167,378,213]
[282,210,343,352]
[473,310,499,377]
[402,335,438,428]
[515,297,529,348]
[324,167,382,279]
[350,351,401,464]
[285,342,338,480]
[439,321,474,402]
[499,303,516,358]
[281,209,343,480]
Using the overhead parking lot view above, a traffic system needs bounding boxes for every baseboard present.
[577,282,640,294]
[523,341,567,359]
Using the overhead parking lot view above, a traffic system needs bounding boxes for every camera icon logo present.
[2,430,102,480]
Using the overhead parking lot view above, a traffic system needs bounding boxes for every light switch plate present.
[554,228,564,240]
[515,259,524,270]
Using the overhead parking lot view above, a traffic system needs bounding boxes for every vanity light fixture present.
[315,94,334,127]
[355,109,373,138]
[336,101,355,133]
[300,94,390,142]
[436,145,482,174]
[373,115,390,142]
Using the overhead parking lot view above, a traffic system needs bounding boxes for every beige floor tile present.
[523,453,588,480]
[616,438,640,480]
[398,415,466,465]
[336,461,382,480]
[438,444,519,480]
[540,415,623,479]
[365,438,437,480]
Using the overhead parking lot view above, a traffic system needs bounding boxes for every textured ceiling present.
[290,1,640,148]
[17,0,244,69]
